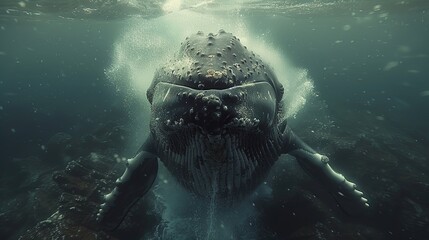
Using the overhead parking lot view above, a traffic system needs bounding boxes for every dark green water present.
[1,1,428,239]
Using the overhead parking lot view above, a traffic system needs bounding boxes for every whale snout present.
[151,82,278,135]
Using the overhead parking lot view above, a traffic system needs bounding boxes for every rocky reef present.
[1,122,160,240]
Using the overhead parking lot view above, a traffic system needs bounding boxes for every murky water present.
[1,1,429,239]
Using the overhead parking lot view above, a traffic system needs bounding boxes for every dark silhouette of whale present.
[97,30,368,230]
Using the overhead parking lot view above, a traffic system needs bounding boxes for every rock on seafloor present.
[18,153,158,240]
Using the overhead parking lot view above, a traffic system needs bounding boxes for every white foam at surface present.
[162,0,183,13]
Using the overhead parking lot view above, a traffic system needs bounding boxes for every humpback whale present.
[97,30,369,230]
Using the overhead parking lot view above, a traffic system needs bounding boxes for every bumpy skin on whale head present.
[147,30,284,135]
[97,30,369,231]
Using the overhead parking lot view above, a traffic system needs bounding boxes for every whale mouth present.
[150,81,278,135]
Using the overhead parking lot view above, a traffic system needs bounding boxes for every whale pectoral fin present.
[97,137,158,231]
[280,124,369,213]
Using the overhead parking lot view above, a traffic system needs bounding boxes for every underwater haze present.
[1,0,429,239]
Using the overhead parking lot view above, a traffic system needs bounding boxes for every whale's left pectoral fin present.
[97,136,159,231]
[280,124,369,214]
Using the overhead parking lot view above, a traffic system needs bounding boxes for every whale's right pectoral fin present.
[97,137,158,231]
[279,122,369,214]
[289,149,369,213]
